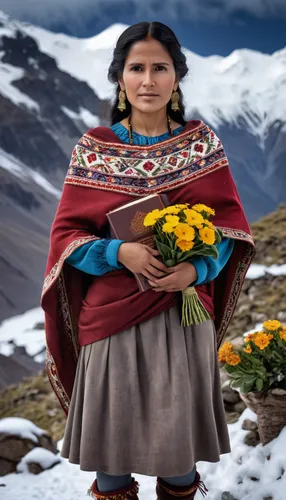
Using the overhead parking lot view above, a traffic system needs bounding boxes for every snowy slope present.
[1,409,286,499]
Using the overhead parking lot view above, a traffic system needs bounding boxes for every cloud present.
[0,0,286,28]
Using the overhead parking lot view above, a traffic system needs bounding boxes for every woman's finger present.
[144,245,161,256]
[149,256,169,273]
[141,269,162,281]
[147,264,167,278]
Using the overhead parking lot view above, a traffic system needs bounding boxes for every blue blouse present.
[66,123,234,285]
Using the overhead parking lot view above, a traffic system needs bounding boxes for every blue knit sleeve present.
[66,239,125,276]
[191,238,235,286]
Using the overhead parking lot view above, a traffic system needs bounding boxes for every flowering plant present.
[218,320,286,393]
[143,202,223,326]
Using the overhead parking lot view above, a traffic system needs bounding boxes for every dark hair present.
[108,21,189,125]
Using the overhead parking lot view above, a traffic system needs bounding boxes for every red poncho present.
[41,120,255,414]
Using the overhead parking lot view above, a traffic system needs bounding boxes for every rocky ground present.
[0,205,285,443]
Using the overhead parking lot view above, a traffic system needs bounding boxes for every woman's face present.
[119,37,179,114]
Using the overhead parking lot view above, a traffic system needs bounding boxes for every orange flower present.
[218,341,234,363]
[253,332,273,350]
[244,332,256,342]
[279,329,286,342]
[228,353,241,366]
[263,320,282,331]
[244,344,252,354]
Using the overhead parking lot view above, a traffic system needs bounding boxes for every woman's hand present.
[117,242,169,280]
[148,262,198,292]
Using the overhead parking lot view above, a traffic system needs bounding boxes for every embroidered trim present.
[43,236,99,413]
[81,120,207,157]
[66,124,227,196]
[42,236,99,297]
[46,347,70,413]
[216,242,256,347]
[217,226,254,245]
[58,271,80,361]
[87,479,140,500]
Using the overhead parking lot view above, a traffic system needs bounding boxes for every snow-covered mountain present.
[0,10,285,321]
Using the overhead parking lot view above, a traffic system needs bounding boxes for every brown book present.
[107,193,169,291]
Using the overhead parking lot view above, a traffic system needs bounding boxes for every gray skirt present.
[60,304,230,476]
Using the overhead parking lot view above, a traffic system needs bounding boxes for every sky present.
[0,0,285,56]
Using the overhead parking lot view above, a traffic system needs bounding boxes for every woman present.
[41,22,255,500]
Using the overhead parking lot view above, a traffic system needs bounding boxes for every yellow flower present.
[162,223,175,233]
[228,353,241,366]
[165,206,181,215]
[143,209,162,227]
[244,344,252,354]
[184,209,204,226]
[165,215,180,227]
[203,219,214,228]
[174,223,195,241]
[199,227,216,245]
[144,213,158,227]
[263,320,282,331]
[158,208,168,217]
[218,341,234,363]
[176,239,195,252]
[192,204,215,216]
[253,332,273,350]
[174,203,189,209]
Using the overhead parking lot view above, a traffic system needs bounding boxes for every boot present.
[156,472,208,499]
[87,477,140,500]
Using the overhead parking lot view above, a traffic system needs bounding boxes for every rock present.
[0,420,59,476]
[230,336,244,348]
[37,434,58,454]
[242,419,258,431]
[17,448,61,475]
[244,430,261,447]
[0,435,34,462]
[251,312,267,323]
[0,457,17,476]
[233,400,246,414]
[221,492,238,500]
[222,385,241,404]
[225,412,240,424]
[238,304,250,315]
[277,311,286,322]
[220,370,230,388]
[28,462,43,475]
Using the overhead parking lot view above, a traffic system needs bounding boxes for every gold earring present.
[171,90,180,112]
[118,90,126,111]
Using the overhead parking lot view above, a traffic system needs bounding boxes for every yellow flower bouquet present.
[143,202,223,326]
[219,320,286,393]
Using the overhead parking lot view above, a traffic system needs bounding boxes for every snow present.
[0,148,61,198]
[0,307,45,358]
[61,106,100,129]
[1,409,286,499]
[0,417,47,443]
[17,448,61,473]
[246,263,286,279]
[0,61,39,110]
